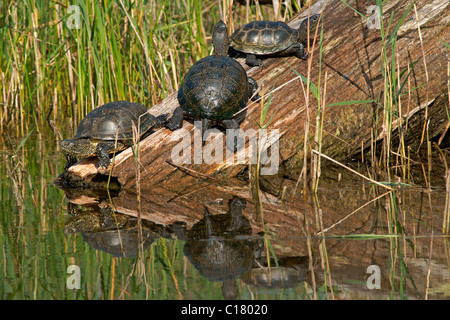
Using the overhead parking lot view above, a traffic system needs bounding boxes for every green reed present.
[0,0,193,134]
[0,0,300,139]
[358,5,443,297]
[374,0,413,181]
[288,19,375,195]
[0,134,67,299]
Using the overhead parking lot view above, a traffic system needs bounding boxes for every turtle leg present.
[140,113,170,141]
[291,43,308,60]
[245,54,263,67]
[200,118,212,146]
[220,117,242,152]
[64,154,78,170]
[165,107,186,131]
[248,77,261,101]
[228,47,241,58]
[96,141,116,168]
[155,113,169,127]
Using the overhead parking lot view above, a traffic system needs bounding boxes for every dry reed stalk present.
[414,4,431,188]
[444,169,450,234]
[302,213,317,299]
[312,149,394,191]
[273,0,281,20]
[165,160,219,181]
[313,195,334,299]
[301,8,315,195]
[317,190,392,235]
[311,71,327,192]
[424,231,434,299]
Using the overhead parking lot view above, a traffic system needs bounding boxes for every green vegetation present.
[0,0,302,137]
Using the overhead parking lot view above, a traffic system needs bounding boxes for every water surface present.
[1,134,449,300]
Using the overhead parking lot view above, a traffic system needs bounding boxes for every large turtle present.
[230,14,320,67]
[166,20,259,150]
[60,101,166,169]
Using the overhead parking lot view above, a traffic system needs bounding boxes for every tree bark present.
[56,0,450,191]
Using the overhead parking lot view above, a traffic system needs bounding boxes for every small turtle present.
[166,20,259,150]
[60,101,166,169]
[230,14,320,67]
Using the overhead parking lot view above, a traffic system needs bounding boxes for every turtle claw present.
[97,157,111,169]
[64,154,77,170]
[165,107,185,131]
[246,54,263,67]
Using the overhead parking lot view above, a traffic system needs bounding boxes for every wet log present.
[57,0,450,190]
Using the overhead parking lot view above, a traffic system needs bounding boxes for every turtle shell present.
[231,20,297,55]
[74,101,158,141]
[177,55,250,121]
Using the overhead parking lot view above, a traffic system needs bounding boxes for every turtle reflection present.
[242,256,311,289]
[64,202,128,233]
[177,196,263,299]
[64,202,167,258]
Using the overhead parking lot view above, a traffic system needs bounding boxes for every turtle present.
[186,196,252,240]
[60,101,166,169]
[230,14,320,67]
[165,20,259,150]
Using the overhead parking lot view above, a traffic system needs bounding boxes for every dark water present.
[1,134,449,300]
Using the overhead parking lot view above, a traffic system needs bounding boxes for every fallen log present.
[56,0,450,191]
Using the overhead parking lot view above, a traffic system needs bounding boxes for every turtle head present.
[212,20,229,57]
[60,138,98,159]
[297,14,320,43]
